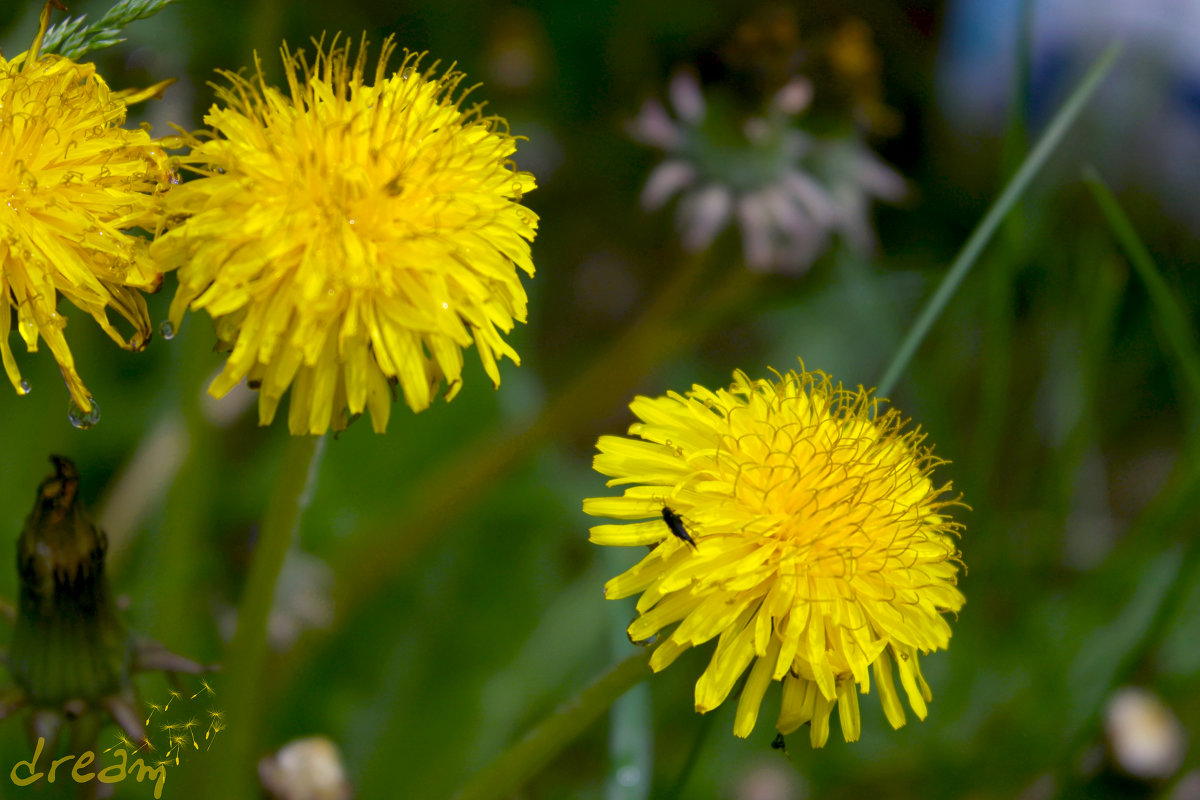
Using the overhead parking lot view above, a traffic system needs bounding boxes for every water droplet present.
[68,399,101,430]
[159,320,176,340]
[628,632,658,647]
[19,380,31,395]
[616,766,641,787]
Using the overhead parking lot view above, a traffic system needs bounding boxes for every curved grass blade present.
[1082,166,1200,418]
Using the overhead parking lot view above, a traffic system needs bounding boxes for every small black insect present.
[771,733,787,753]
[661,506,697,549]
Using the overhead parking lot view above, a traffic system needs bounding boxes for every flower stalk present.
[209,433,326,800]
[452,652,652,800]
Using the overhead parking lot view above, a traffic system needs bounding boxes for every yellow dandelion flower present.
[0,4,173,416]
[582,365,965,746]
[152,34,538,435]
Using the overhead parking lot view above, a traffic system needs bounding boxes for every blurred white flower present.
[629,71,904,274]
[735,760,805,800]
[259,736,353,800]
[1105,686,1187,780]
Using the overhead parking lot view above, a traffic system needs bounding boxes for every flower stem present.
[876,43,1122,398]
[208,433,326,799]
[451,651,653,800]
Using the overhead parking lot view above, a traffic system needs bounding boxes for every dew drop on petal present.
[19,380,31,394]
[628,631,658,647]
[159,320,176,340]
[68,399,101,429]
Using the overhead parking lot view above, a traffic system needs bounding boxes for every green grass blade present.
[605,550,653,800]
[606,683,653,800]
[661,711,717,800]
[876,43,1123,397]
[1082,167,1200,416]
[975,0,1035,495]
[999,0,1034,177]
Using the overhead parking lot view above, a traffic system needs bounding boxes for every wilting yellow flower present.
[152,35,538,435]
[0,7,172,417]
[583,365,964,746]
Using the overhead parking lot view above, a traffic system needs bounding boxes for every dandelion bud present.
[8,456,130,706]
[5,457,214,747]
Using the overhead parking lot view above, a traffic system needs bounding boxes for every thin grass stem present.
[876,43,1122,397]
[604,549,653,800]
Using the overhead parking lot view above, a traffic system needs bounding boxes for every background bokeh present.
[2,0,1199,798]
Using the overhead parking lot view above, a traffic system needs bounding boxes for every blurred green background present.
[2,0,1200,798]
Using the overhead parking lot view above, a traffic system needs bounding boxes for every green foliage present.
[40,0,177,59]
